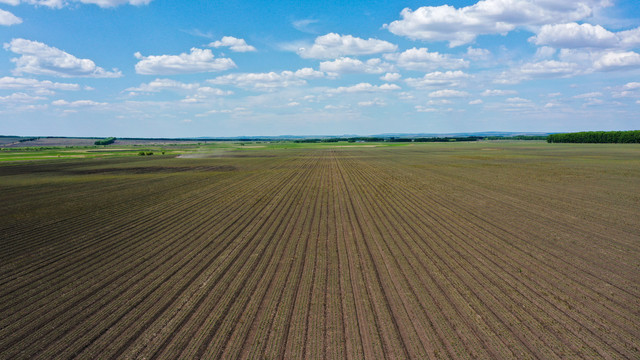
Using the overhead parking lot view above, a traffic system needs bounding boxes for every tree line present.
[94,137,116,145]
[547,131,640,143]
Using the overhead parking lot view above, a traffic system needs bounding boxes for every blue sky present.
[0,0,639,137]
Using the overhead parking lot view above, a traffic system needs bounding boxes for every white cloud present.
[196,107,248,117]
[428,89,469,98]
[384,47,468,71]
[506,97,531,103]
[52,99,107,107]
[623,82,640,90]
[4,38,122,78]
[593,51,640,71]
[0,8,21,26]
[496,60,581,84]
[324,104,348,110]
[194,86,232,96]
[208,36,256,52]
[134,48,236,75]
[405,70,471,89]
[573,92,602,99]
[398,91,414,100]
[358,99,386,107]
[0,76,80,92]
[466,46,490,60]
[208,68,324,90]
[293,67,326,79]
[482,89,518,96]
[469,99,483,105]
[181,87,232,103]
[415,105,437,112]
[384,0,611,47]
[619,28,640,48]
[427,99,453,105]
[327,83,401,94]
[3,0,153,8]
[0,92,45,102]
[297,33,397,59]
[544,102,558,108]
[502,97,535,109]
[531,23,634,49]
[380,72,401,82]
[125,78,200,93]
[319,57,394,74]
[520,61,581,76]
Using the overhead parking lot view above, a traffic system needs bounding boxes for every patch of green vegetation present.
[548,130,640,143]
[94,137,116,146]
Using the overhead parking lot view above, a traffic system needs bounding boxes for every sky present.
[0,0,639,137]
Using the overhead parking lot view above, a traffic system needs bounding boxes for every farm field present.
[0,142,639,359]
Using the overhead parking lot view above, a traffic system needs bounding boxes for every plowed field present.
[1,143,639,359]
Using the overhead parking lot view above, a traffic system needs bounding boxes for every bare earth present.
[0,143,638,359]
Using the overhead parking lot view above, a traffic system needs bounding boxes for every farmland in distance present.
[0,142,639,359]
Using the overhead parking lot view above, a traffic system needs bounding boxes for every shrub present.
[95,137,116,146]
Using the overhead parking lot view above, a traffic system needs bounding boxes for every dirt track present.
[0,144,638,359]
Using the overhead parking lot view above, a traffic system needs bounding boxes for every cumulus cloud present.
[554,47,640,72]
[466,46,490,60]
[427,99,453,105]
[208,68,324,90]
[573,92,602,99]
[125,78,200,94]
[327,83,401,94]
[415,105,438,112]
[469,99,483,105]
[134,48,236,75]
[383,47,468,71]
[319,57,394,74]
[52,99,107,107]
[506,97,531,103]
[530,23,640,49]
[495,60,581,84]
[0,8,21,26]
[593,51,640,71]
[358,99,386,107]
[208,36,256,52]
[503,97,535,109]
[623,82,640,90]
[2,0,153,8]
[181,87,233,103]
[4,38,122,78]
[384,0,611,47]
[428,89,469,98]
[405,70,471,89]
[0,92,45,103]
[297,33,397,59]
[520,60,581,76]
[0,76,80,92]
[482,89,518,96]
[380,72,401,82]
